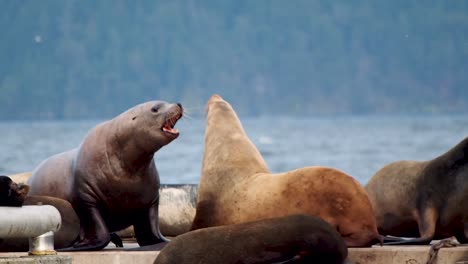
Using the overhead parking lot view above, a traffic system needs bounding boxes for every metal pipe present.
[0,205,61,238]
[29,231,56,255]
[0,205,61,255]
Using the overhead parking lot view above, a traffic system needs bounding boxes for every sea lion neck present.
[203,99,270,178]
[429,137,468,172]
[107,119,159,173]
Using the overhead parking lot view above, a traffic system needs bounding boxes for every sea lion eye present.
[151,106,160,113]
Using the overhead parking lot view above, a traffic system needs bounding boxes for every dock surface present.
[2,244,468,263]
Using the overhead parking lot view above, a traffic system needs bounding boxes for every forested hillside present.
[1,1,467,119]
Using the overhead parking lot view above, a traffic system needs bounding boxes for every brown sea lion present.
[191,94,382,247]
[26,100,183,251]
[157,214,348,264]
[365,136,468,244]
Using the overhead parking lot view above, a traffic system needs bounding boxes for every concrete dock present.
[1,245,468,264]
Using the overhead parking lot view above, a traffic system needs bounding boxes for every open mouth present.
[162,113,182,136]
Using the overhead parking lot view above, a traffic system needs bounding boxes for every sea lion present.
[156,214,348,264]
[191,94,382,247]
[365,136,468,244]
[26,100,183,251]
[0,175,29,206]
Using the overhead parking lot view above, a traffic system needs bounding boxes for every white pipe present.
[0,205,61,238]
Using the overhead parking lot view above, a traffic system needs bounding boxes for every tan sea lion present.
[26,100,183,251]
[365,136,468,244]
[157,214,348,264]
[191,94,382,247]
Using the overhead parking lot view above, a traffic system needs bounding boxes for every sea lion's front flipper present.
[58,207,110,251]
[133,204,168,246]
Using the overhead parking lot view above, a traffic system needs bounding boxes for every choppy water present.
[0,115,467,185]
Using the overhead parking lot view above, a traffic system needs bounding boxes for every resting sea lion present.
[26,100,183,251]
[191,94,382,247]
[157,214,347,264]
[365,136,468,244]
[0,175,28,206]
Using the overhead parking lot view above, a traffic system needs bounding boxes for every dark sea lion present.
[0,175,29,207]
[191,94,382,247]
[365,136,468,244]
[26,100,183,251]
[157,214,348,264]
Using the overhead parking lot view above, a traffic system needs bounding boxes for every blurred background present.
[0,1,467,184]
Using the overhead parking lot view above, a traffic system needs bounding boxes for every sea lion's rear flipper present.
[383,236,432,245]
[110,233,123,248]
[385,206,438,245]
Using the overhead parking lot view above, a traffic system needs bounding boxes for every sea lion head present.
[126,101,183,150]
[0,175,30,207]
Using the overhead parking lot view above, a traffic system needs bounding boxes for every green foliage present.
[0,0,467,119]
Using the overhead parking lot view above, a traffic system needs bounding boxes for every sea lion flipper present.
[133,205,168,246]
[385,206,438,245]
[110,233,123,248]
[58,206,111,251]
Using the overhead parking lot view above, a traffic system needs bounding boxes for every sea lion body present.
[191,95,381,247]
[365,137,468,244]
[26,101,183,250]
[157,214,348,264]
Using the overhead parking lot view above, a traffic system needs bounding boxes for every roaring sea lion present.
[191,94,381,247]
[365,136,468,244]
[157,214,348,264]
[26,100,183,251]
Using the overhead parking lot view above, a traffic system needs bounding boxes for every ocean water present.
[0,115,467,185]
